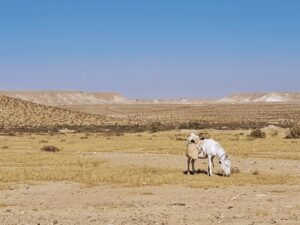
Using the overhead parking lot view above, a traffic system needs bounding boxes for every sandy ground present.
[83,152,300,176]
[0,152,299,225]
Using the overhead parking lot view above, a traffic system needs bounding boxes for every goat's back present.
[186,143,198,160]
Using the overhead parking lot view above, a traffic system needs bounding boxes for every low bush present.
[249,129,266,138]
[286,125,300,139]
[41,145,60,152]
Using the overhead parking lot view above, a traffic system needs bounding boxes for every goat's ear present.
[225,155,229,160]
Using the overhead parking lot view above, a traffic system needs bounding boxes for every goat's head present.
[187,132,199,144]
[220,155,231,176]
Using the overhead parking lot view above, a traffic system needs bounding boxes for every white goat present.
[185,133,232,176]
[198,139,232,176]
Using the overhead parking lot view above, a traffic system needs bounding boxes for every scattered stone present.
[59,128,76,134]
[171,203,186,206]
[231,195,240,201]
[255,194,267,198]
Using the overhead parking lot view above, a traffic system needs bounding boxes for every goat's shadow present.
[182,169,206,175]
[183,170,224,177]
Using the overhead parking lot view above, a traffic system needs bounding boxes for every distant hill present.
[218,92,300,103]
[0,95,122,132]
[0,91,129,106]
[1,90,299,106]
[134,98,211,104]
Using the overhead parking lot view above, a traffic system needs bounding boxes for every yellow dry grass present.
[0,150,296,188]
[0,130,299,189]
[2,129,298,159]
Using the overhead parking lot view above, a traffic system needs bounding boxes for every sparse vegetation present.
[1,96,300,133]
[80,136,89,139]
[286,125,300,139]
[231,167,240,174]
[65,103,300,130]
[0,148,294,187]
[41,145,60,152]
[0,96,299,190]
[0,131,298,188]
[249,129,266,138]
[251,169,260,176]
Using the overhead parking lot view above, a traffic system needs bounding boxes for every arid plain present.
[0,93,299,225]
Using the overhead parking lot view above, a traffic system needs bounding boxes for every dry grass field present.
[0,96,300,224]
[0,130,299,188]
[0,130,299,224]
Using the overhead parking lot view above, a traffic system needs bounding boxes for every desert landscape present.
[0,92,299,225]
[2,1,299,224]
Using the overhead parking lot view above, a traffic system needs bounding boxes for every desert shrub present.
[175,136,185,141]
[251,169,260,176]
[41,145,60,152]
[249,129,266,138]
[148,121,163,133]
[286,125,300,139]
[261,125,281,137]
[270,130,279,137]
[147,122,175,133]
[231,167,240,174]
[198,131,211,139]
[178,121,206,130]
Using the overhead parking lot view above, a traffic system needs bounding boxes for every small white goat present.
[198,139,232,176]
[185,133,232,176]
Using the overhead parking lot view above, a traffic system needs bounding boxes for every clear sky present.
[0,0,299,98]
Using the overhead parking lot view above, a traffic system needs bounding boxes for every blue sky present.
[0,0,299,98]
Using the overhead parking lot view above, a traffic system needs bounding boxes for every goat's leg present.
[187,158,191,175]
[208,155,213,176]
[191,159,196,173]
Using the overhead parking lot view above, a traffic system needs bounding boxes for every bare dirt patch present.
[0,182,299,225]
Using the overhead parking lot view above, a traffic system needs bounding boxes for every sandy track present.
[0,182,299,225]
[0,152,299,225]
[82,152,300,176]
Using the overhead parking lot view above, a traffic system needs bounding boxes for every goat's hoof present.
[183,171,190,175]
[186,171,194,175]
